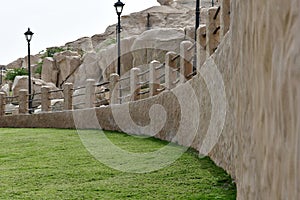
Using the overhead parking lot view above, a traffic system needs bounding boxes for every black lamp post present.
[0,66,3,85]
[147,13,151,30]
[24,28,34,114]
[114,0,125,103]
[195,0,200,42]
[194,0,201,71]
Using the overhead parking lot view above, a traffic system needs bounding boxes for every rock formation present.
[157,0,173,6]
[41,57,58,84]
[53,51,82,87]
[3,0,215,91]
[12,76,63,107]
[0,84,9,96]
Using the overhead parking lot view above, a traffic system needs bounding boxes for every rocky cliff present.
[2,0,215,93]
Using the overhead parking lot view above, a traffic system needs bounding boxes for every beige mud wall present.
[227,0,300,199]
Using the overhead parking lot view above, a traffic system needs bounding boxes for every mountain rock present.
[65,37,94,53]
[53,51,82,87]
[5,0,214,90]
[41,57,58,85]
[6,58,24,70]
[0,84,9,96]
[131,28,185,67]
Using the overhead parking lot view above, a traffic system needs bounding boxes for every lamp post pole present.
[194,0,201,71]
[24,28,34,114]
[0,66,2,85]
[195,0,200,36]
[117,13,121,78]
[114,0,125,104]
[147,13,151,30]
[27,39,32,113]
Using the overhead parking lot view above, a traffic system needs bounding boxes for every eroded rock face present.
[53,50,80,61]
[53,51,82,87]
[97,36,137,81]
[74,52,102,89]
[131,28,185,66]
[6,58,24,70]
[91,34,111,50]
[157,0,173,6]
[0,84,9,96]
[12,76,32,97]
[90,1,213,51]
[41,57,58,85]
[23,55,42,71]
[116,6,194,39]
[4,0,211,93]
[4,0,210,88]
[65,37,94,53]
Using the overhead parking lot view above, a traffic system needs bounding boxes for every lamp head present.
[24,28,34,42]
[114,0,125,16]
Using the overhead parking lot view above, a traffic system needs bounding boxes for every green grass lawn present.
[0,128,236,199]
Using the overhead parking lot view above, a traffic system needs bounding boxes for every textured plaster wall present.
[0,0,299,199]
[229,0,300,199]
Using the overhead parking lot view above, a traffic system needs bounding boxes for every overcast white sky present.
[0,0,159,65]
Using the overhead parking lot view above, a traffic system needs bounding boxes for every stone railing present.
[114,40,195,104]
[0,79,113,116]
[197,0,230,68]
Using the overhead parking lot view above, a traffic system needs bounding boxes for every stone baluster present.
[41,86,51,112]
[0,92,5,116]
[180,41,194,83]
[197,25,207,70]
[130,68,141,101]
[220,0,230,40]
[206,6,221,58]
[165,52,177,90]
[149,60,160,97]
[19,89,28,114]
[85,79,96,109]
[63,83,73,110]
[109,73,120,105]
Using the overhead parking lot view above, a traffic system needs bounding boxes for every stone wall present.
[228,0,300,199]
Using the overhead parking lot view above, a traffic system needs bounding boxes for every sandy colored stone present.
[53,50,80,62]
[0,84,9,96]
[206,7,221,57]
[74,52,102,89]
[6,58,24,69]
[131,28,185,67]
[96,36,137,81]
[23,55,41,72]
[56,55,82,87]
[65,37,94,53]
[41,57,58,85]
[157,0,173,6]
[197,25,207,69]
[219,0,230,40]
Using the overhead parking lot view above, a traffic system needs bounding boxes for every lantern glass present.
[24,28,34,42]
[114,1,125,15]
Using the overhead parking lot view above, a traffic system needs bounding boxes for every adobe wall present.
[228,0,300,199]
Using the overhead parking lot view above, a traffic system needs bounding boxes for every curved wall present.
[229,0,300,199]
